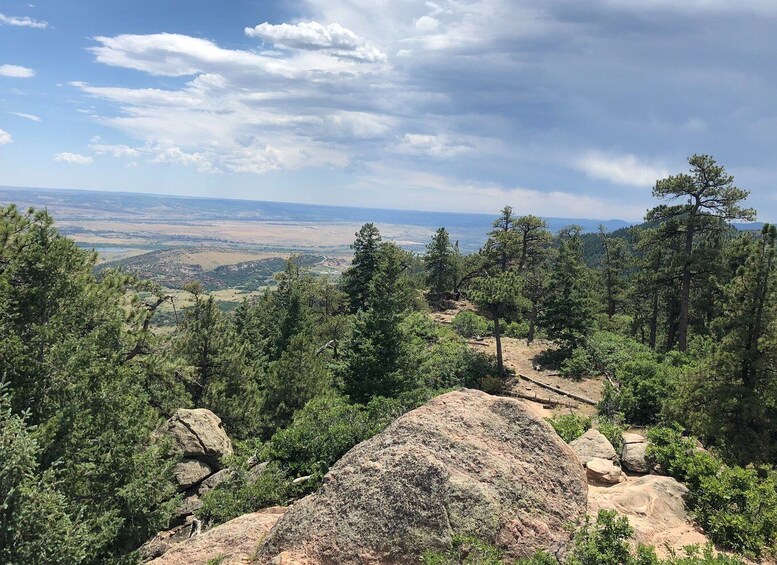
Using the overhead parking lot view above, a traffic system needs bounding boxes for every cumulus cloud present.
[574,151,668,187]
[245,21,386,63]
[54,152,94,164]
[8,111,40,121]
[0,12,48,28]
[0,64,36,78]
[0,129,12,145]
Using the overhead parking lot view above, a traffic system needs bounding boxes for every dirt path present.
[432,301,604,419]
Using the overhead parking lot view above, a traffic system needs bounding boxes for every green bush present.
[453,311,490,338]
[503,320,530,339]
[597,420,625,454]
[618,360,679,425]
[647,426,777,556]
[560,347,594,380]
[423,510,743,564]
[421,535,506,565]
[546,413,591,443]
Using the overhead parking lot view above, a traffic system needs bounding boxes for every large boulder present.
[160,408,233,467]
[256,389,588,564]
[570,429,617,465]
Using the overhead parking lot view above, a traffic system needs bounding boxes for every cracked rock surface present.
[161,408,233,467]
[255,389,587,564]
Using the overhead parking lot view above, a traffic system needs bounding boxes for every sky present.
[1,0,776,221]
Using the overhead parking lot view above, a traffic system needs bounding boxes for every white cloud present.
[54,152,94,164]
[0,64,36,78]
[88,141,140,157]
[8,111,40,121]
[151,144,220,173]
[395,133,473,158]
[574,151,668,187]
[0,12,48,28]
[245,21,386,63]
[0,129,12,145]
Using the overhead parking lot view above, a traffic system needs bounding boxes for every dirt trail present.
[431,302,604,419]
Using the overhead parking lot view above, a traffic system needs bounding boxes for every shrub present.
[453,311,490,338]
[560,347,594,380]
[546,413,592,443]
[597,420,625,454]
[647,426,777,556]
[421,535,505,565]
[618,360,678,425]
[503,320,530,339]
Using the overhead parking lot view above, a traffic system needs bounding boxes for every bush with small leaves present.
[453,311,491,338]
[546,413,592,443]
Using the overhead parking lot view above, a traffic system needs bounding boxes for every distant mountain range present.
[0,186,765,253]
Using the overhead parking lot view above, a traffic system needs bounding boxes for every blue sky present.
[1,0,776,220]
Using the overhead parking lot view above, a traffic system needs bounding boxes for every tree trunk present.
[493,312,504,375]
[527,302,537,344]
[678,210,697,351]
[649,289,659,350]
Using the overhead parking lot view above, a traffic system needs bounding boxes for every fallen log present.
[518,374,597,406]
[503,390,578,408]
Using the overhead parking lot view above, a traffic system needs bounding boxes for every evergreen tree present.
[343,244,408,402]
[673,225,777,463]
[468,271,526,375]
[647,155,755,351]
[342,223,382,312]
[540,226,596,352]
[484,205,520,272]
[598,226,628,319]
[424,227,457,297]
[515,214,552,273]
[0,206,178,562]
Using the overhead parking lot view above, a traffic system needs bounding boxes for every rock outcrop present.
[161,408,233,466]
[256,389,588,564]
[588,475,707,554]
[142,408,235,561]
[570,429,617,465]
[147,507,286,565]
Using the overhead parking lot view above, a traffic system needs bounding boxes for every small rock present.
[159,408,233,467]
[292,475,312,485]
[174,460,212,490]
[586,457,623,485]
[622,432,645,445]
[570,429,617,465]
[176,495,203,519]
[622,441,649,474]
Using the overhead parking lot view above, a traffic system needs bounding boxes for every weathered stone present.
[147,508,285,565]
[159,408,233,467]
[174,460,212,490]
[622,441,649,474]
[256,389,588,564]
[585,457,623,484]
[622,432,645,444]
[570,429,617,464]
[589,475,707,556]
[197,468,232,496]
[176,495,202,518]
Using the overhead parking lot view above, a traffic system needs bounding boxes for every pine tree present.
[540,226,596,352]
[647,155,755,351]
[468,271,526,375]
[342,223,382,313]
[343,244,408,402]
[424,227,457,297]
[673,225,777,463]
[484,205,520,272]
[598,226,628,319]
